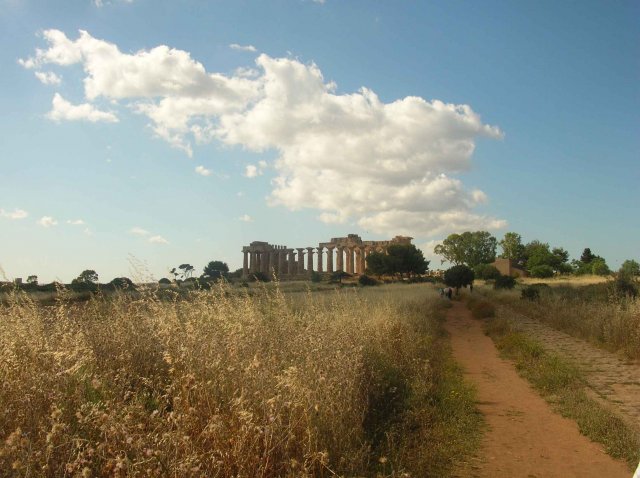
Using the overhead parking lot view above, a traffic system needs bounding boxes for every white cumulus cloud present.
[47,93,118,123]
[230,43,257,52]
[239,214,253,222]
[148,235,169,244]
[0,208,29,220]
[22,29,506,238]
[37,216,58,228]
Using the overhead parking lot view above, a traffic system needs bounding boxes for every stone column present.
[250,251,257,273]
[306,247,314,273]
[289,249,297,275]
[279,249,287,275]
[354,248,361,274]
[361,248,368,274]
[297,248,305,273]
[267,251,274,277]
[317,246,324,272]
[242,250,249,278]
[346,247,354,274]
[336,247,344,272]
[327,247,334,273]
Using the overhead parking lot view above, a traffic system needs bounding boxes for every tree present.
[530,265,554,278]
[499,232,525,262]
[573,248,608,276]
[591,258,610,276]
[474,263,500,280]
[386,244,429,278]
[26,275,38,285]
[365,251,388,277]
[203,260,229,279]
[365,245,429,278]
[179,264,195,279]
[524,240,552,270]
[580,248,596,264]
[443,265,475,293]
[110,277,135,289]
[74,269,98,284]
[158,278,171,285]
[620,260,640,277]
[434,231,496,269]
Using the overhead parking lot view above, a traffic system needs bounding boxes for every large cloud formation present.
[21,29,506,237]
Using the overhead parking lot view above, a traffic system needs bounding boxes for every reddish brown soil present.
[445,301,630,478]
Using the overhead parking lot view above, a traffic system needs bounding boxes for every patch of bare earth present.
[499,304,640,431]
[445,301,629,478]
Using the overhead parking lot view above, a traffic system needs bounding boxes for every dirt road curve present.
[445,301,630,478]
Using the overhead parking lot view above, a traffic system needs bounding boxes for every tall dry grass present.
[0,283,478,477]
[481,284,640,359]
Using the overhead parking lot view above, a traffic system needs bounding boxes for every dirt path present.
[499,304,640,431]
[445,301,630,478]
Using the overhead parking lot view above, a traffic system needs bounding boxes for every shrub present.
[444,265,475,290]
[358,275,378,287]
[611,275,638,299]
[494,274,516,290]
[530,265,554,278]
[521,286,540,301]
[250,271,271,282]
[470,300,496,319]
[109,277,136,290]
[591,258,610,276]
[310,271,322,283]
[474,263,501,280]
[158,278,171,285]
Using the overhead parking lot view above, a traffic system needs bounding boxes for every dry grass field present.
[0,283,479,477]
[478,278,640,359]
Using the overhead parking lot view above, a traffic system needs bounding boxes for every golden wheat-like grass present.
[0,283,473,477]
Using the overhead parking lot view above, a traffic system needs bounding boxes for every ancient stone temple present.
[241,234,413,279]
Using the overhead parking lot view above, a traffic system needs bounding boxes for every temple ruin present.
[241,234,413,278]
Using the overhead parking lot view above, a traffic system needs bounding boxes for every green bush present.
[591,259,610,276]
[474,263,501,280]
[358,275,378,287]
[521,286,540,301]
[310,271,322,283]
[530,265,554,278]
[109,277,136,290]
[493,274,516,289]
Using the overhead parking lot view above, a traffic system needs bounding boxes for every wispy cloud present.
[66,219,85,225]
[129,226,149,236]
[35,71,61,85]
[239,214,253,222]
[0,208,28,220]
[148,235,169,244]
[229,43,257,52]
[37,216,58,228]
[195,165,212,176]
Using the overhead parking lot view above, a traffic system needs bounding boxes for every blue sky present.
[1,0,638,283]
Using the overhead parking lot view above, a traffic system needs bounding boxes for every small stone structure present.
[241,234,413,279]
[491,258,528,278]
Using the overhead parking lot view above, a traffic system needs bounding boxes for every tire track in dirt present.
[445,301,629,478]
[499,304,640,431]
